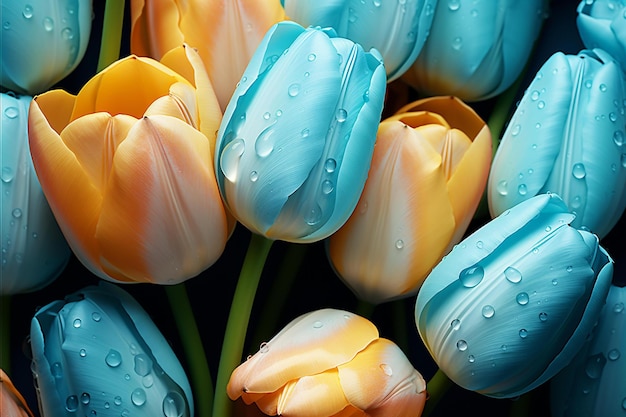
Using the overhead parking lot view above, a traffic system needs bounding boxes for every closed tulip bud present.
[30,282,194,417]
[1,369,34,417]
[328,96,491,304]
[1,0,92,95]
[228,308,427,417]
[403,0,548,101]
[214,21,387,243]
[488,49,626,240]
[28,45,229,284]
[283,0,438,81]
[1,92,70,295]
[577,0,626,72]
[130,0,285,110]
[550,283,626,417]
[415,193,614,398]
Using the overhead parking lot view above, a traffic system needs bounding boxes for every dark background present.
[6,1,625,416]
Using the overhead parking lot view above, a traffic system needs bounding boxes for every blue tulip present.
[415,193,613,398]
[282,0,437,81]
[214,21,386,243]
[1,92,70,295]
[550,283,626,417]
[1,0,92,94]
[30,282,194,417]
[577,0,626,72]
[488,49,626,240]
[402,0,548,101]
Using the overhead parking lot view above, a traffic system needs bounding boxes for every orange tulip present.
[130,0,285,110]
[28,45,230,284]
[1,369,34,417]
[328,96,492,304]
[228,309,427,417]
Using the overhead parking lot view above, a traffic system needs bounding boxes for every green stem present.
[165,283,213,417]
[422,368,453,417]
[97,0,126,72]
[213,233,274,417]
[1,296,10,373]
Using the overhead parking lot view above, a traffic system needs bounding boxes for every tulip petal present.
[32,89,76,135]
[227,309,378,396]
[1,369,34,417]
[278,371,351,417]
[95,115,228,283]
[130,0,184,58]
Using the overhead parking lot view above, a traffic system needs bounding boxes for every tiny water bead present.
[336,108,347,122]
[105,349,122,367]
[4,106,19,119]
[519,329,528,339]
[538,312,548,322]
[313,320,324,329]
[324,158,337,173]
[517,292,529,306]
[249,171,258,182]
[504,266,522,283]
[42,16,54,31]
[456,340,468,351]
[134,354,153,376]
[450,319,461,331]
[131,388,147,407]
[23,4,33,19]
[162,392,186,417]
[65,395,78,412]
[481,305,495,319]
[448,0,460,11]
[321,180,334,194]
[379,363,393,376]
[572,163,586,179]
[80,392,90,405]
[395,239,404,250]
[585,353,606,379]
[608,349,620,361]
[496,180,508,196]
[259,342,269,353]
[73,318,82,328]
[459,265,484,288]
[287,83,300,97]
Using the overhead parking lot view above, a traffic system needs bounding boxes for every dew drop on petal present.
[539,312,548,322]
[321,180,334,194]
[22,5,33,19]
[259,342,269,353]
[496,180,508,195]
[51,362,63,378]
[313,320,323,329]
[516,292,529,305]
[504,267,522,283]
[73,318,81,328]
[220,138,245,182]
[288,83,300,97]
[572,163,586,179]
[459,265,484,288]
[4,106,18,119]
[80,392,90,405]
[456,340,468,351]
[42,17,53,31]
[324,158,337,173]
[450,319,461,330]
[336,108,347,122]
[380,363,393,376]
[131,388,146,407]
[162,392,186,417]
[519,329,528,339]
[91,312,101,322]
[608,349,620,361]
[482,305,495,319]
[585,353,606,379]
[65,395,78,412]
[105,349,122,367]
[134,353,153,376]
[614,302,624,313]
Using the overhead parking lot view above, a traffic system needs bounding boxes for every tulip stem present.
[165,283,213,417]
[213,233,274,417]
[0,296,10,373]
[97,0,126,72]
[422,368,453,417]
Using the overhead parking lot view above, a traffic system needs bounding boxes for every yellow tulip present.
[1,369,34,417]
[328,96,492,304]
[28,45,229,284]
[130,0,285,110]
[227,309,427,417]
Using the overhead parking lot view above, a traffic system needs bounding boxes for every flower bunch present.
[1,1,624,417]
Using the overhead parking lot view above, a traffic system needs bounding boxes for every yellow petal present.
[144,82,200,128]
[130,0,184,59]
[72,55,190,120]
[227,309,379,397]
[338,339,427,415]
[95,115,228,283]
[28,99,107,280]
[329,121,456,303]
[277,371,351,417]
[33,89,76,134]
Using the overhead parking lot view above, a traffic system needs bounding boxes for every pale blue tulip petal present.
[1,1,92,94]
[1,93,71,295]
[551,284,626,417]
[577,0,626,72]
[30,282,194,417]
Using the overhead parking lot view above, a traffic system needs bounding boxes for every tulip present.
[402,0,548,101]
[414,193,614,398]
[487,49,626,240]
[328,96,491,304]
[28,45,229,284]
[0,0,92,95]
[1,92,70,295]
[1,369,34,417]
[30,282,194,417]
[130,0,285,110]
[282,0,438,81]
[550,283,626,417]
[228,308,427,417]
[214,21,386,243]
[577,0,626,72]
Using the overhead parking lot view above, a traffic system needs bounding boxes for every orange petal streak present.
[130,0,184,59]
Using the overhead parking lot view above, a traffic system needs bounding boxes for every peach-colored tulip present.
[28,45,230,284]
[328,96,492,304]
[130,0,285,110]
[228,309,427,417]
[1,369,34,417]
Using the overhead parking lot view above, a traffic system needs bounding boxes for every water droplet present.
[23,5,33,19]
[321,179,334,194]
[395,239,404,250]
[3,21,10,30]
[51,362,63,378]
[537,100,545,109]
[12,208,22,218]
[313,320,323,329]
[614,130,624,146]
[530,90,540,101]
[451,36,462,50]
[307,53,316,62]
[538,312,548,322]
[65,395,78,412]
[42,17,53,31]
[348,8,358,22]
[450,319,461,331]
[131,388,146,406]
[519,329,528,339]
[482,305,495,318]
[4,106,19,119]
[91,312,101,322]
[517,184,527,195]
[143,374,154,388]
[275,109,282,117]
[249,171,258,182]
[585,353,606,379]
[304,204,322,226]
[61,27,73,40]
[114,396,122,406]
[621,153,626,168]
[456,340,468,351]
[259,342,269,353]
[614,302,624,313]
[336,108,347,122]
[496,180,508,196]
[324,158,337,173]
[105,349,122,367]
[220,138,245,182]
[552,279,558,285]
[379,363,393,376]
[476,240,484,249]
[459,265,484,288]
[80,392,90,405]
[363,90,370,102]
[468,355,475,363]
[134,354,153,376]
[516,292,529,305]
[511,124,521,136]
[300,128,310,138]
[262,112,271,120]
[566,265,573,273]
[501,344,508,351]
[288,83,300,97]
[72,318,81,328]
[572,163,586,179]
[79,349,87,357]
[608,349,620,361]
[255,129,275,157]
[162,392,186,417]
[1,167,13,182]
[448,0,460,11]
[373,0,381,6]
[504,267,522,283]
[599,83,607,92]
